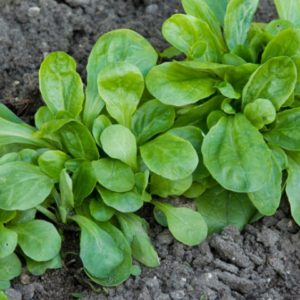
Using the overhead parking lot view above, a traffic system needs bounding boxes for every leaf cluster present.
[0,29,206,288]
[1,0,300,291]
[146,0,300,233]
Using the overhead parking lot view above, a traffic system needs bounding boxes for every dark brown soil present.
[1,1,300,300]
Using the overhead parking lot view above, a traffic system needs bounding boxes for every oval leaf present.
[146,62,217,106]
[0,162,54,210]
[202,114,272,192]
[10,220,61,262]
[140,133,198,180]
[39,52,84,117]
[0,226,17,258]
[101,125,137,169]
[98,62,144,127]
[153,201,207,246]
[196,186,257,234]
[92,159,135,193]
[242,57,297,110]
[84,29,157,128]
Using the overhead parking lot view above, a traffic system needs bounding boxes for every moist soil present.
[1,0,300,299]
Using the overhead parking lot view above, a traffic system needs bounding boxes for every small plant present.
[0,29,207,289]
[1,0,300,293]
[146,0,300,233]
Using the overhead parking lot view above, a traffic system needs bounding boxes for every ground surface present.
[1,0,300,299]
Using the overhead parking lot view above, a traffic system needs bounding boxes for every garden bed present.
[1,0,300,299]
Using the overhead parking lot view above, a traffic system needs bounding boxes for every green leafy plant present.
[146,0,300,232]
[1,0,300,293]
[0,29,207,289]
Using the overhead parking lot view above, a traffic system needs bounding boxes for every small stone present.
[5,289,22,300]
[145,4,159,14]
[156,294,171,300]
[170,290,185,300]
[145,276,160,291]
[20,273,31,285]
[157,230,173,245]
[64,0,90,7]
[27,7,40,17]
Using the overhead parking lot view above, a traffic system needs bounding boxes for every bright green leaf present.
[140,133,198,180]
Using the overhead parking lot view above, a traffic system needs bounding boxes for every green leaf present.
[153,201,207,246]
[101,125,137,169]
[181,0,223,39]
[84,29,157,128]
[58,121,99,161]
[244,99,276,129]
[39,52,84,117]
[92,115,111,146]
[38,150,70,180]
[269,145,288,171]
[0,225,17,258]
[248,156,282,216]
[0,253,21,281]
[89,198,115,222]
[72,215,124,279]
[98,62,144,127]
[135,171,151,202]
[146,62,217,106]
[0,290,8,300]
[92,159,135,192]
[0,210,16,223]
[10,220,61,262]
[262,29,300,62]
[98,187,143,213]
[0,117,50,148]
[265,107,300,151]
[132,99,175,145]
[84,222,133,286]
[196,186,256,234]
[274,0,300,27]
[202,114,272,192]
[0,162,54,210]
[117,213,160,267]
[224,0,259,50]
[175,95,223,127]
[140,133,198,180]
[0,104,23,124]
[73,161,97,206]
[204,0,228,25]
[26,255,62,276]
[265,19,294,36]
[162,14,223,61]
[58,169,74,223]
[216,81,240,99]
[150,174,192,198]
[168,126,203,152]
[34,106,54,129]
[207,110,226,129]
[242,57,297,110]
[286,152,300,225]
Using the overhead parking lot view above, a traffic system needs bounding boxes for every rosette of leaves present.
[0,29,208,289]
[146,0,300,234]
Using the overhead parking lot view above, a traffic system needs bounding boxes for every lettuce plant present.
[0,29,207,289]
[146,0,300,233]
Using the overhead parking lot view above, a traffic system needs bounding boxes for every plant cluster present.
[0,0,300,293]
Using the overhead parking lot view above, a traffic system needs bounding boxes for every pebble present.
[145,4,159,14]
[5,289,22,300]
[27,6,40,17]
[64,0,90,7]
[170,290,185,299]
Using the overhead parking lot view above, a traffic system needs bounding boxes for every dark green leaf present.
[0,162,54,210]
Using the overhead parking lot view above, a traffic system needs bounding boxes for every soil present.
[1,0,300,299]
